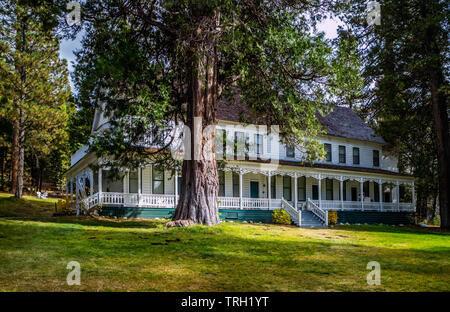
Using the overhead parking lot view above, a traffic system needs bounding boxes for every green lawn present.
[0,193,449,291]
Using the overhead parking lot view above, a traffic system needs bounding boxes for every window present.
[373,150,380,167]
[232,173,239,197]
[129,170,138,193]
[283,176,292,201]
[234,131,245,157]
[339,145,346,163]
[325,178,333,200]
[297,176,306,201]
[177,176,182,195]
[324,143,332,162]
[267,131,271,154]
[286,145,295,158]
[254,134,263,155]
[218,171,225,196]
[271,175,276,198]
[353,147,360,165]
[152,167,164,194]
[215,129,226,159]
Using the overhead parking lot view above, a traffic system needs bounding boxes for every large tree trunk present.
[173,26,220,226]
[430,69,449,229]
[420,0,450,230]
[11,119,19,194]
[15,111,25,198]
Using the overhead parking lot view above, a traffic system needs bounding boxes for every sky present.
[59,18,344,91]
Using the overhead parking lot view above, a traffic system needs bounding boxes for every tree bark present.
[173,27,220,226]
[11,119,19,194]
[15,111,25,198]
[430,69,449,229]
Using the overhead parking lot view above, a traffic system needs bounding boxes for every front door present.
[312,185,319,200]
[250,181,259,198]
[351,187,357,201]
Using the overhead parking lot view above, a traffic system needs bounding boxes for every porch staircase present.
[300,210,326,228]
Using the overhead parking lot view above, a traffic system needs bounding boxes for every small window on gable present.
[324,143,332,162]
[286,145,295,158]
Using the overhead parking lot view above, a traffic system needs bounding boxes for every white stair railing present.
[306,198,328,227]
[281,198,301,227]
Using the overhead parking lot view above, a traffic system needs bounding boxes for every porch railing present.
[79,192,414,212]
[312,200,414,212]
[307,198,328,227]
[281,198,301,227]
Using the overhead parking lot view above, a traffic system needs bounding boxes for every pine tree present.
[0,1,71,198]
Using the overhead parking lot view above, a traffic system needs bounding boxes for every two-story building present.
[66,102,415,227]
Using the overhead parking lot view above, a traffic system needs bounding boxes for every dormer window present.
[373,150,380,167]
[324,143,332,162]
[286,145,295,158]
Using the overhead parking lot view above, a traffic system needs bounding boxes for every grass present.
[0,192,449,292]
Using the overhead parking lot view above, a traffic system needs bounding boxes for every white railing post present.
[411,182,415,211]
[138,166,142,206]
[98,168,103,205]
[174,170,178,208]
[268,171,271,209]
[379,179,383,211]
[318,174,322,208]
[239,171,243,209]
[360,178,364,211]
[396,181,400,211]
[340,179,344,211]
[294,173,298,210]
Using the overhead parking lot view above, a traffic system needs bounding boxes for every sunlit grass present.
[0,192,449,291]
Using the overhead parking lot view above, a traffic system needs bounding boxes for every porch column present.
[75,176,80,215]
[124,171,129,194]
[138,166,142,206]
[89,170,94,196]
[174,170,178,207]
[239,171,243,209]
[396,181,400,211]
[70,178,73,200]
[411,182,415,211]
[360,179,364,211]
[268,171,271,209]
[66,180,69,199]
[340,179,344,210]
[378,179,383,211]
[98,168,103,204]
[318,174,322,208]
[294,173,298,210]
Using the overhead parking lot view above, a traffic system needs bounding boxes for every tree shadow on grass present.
[334,224,450,236]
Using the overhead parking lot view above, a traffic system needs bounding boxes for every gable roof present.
[317,106,385,144]
[216,100,385,144]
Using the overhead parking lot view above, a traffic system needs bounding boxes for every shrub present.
[272,209,291,225]
[56,198,75,216]
[328,210,338,225]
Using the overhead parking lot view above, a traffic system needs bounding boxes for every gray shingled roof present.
[317,106,385,144]
[216,100,385,144]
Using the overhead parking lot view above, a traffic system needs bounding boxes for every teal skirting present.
[337,211,412,225]
[100,206,411,225]
[100,206,274,223]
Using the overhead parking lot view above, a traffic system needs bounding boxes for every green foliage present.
[73,0,361,171]
[272,208,291,225]
[0,0,73,191]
